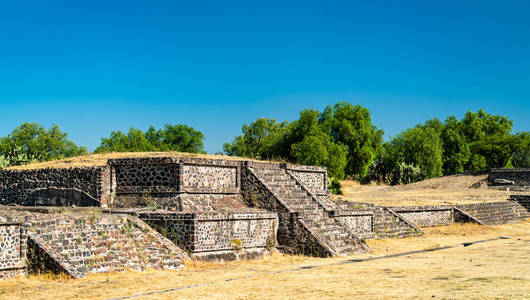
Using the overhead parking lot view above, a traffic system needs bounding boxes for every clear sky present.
[1,0,529,153]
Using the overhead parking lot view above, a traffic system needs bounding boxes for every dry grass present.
[1,221,528,299]
[6,152,282,170]
[335,175,530,206]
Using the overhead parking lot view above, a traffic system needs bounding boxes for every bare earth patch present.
[1,221,528,299]
[334,175,530,206]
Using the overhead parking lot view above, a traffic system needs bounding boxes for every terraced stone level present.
[250,166,367,256]
[455,202,529,225]
[0,211,188,278]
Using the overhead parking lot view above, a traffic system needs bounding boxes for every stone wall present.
[0,167,110,207]
[390,206,454,227]
[109,157,242,211]
[181,164,238,193]
[115,164,177,193]
[0,209,187,278]
[455,201,529,225]
[488,168,530,186]
[285,163,328,195]
[240,166,292,213]
[372,207,422,238]
[0,222,27,280]
[332,210,374,238]
[140,211,277,261]
[276,212,332,257]
[333,201,422,238]
[240,166,337,256]
[0,157,325,213]
[510,195,530,216]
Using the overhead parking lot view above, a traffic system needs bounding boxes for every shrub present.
[328,177,342,195]
[512,149,530,168]
[389,162,425,185]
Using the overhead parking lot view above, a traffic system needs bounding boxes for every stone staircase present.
[455,201,529,225]
[26,213,187,278]
[252,166,366,256]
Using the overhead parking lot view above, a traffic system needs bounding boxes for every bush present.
[512,149,530,168]
[0,122,87,167]
[389,162,425,185]
[328,177,342,195]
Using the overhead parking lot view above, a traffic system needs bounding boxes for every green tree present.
[439,116,471,174]
[470,132,530,169]
[460,109,512,141]
[386,126,443,179]
[0,122,87,166]
[148,124,205,153]
[95,124,205,153]
[512,148,530,168]
[289,110,348,179]
[320,102,383,177]
[222,118,287,159]
[96,128,156,153]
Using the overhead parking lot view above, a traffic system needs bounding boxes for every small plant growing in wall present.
[150,202,159,211]
[242,191,259,208]
[266,236,275,250]
[142,192,154,206]
[231,239,243,252]
[249,194,259,208]
[89,209,100,223]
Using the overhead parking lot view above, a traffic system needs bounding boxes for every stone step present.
[30,214,186,278]
[321,231,350,240]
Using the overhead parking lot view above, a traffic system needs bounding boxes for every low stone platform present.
[0,209,187,278]
[109,209,278,261]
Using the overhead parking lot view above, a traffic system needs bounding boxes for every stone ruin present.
[0,155,528,280]
[487,168,530,191]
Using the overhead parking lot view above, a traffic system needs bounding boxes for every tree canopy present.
[320,102,383,177]
[95,124,205,154]
[367,109,529,184]
[0,122,87,167]
[223,102,382,180]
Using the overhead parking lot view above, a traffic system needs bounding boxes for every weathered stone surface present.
[141,211,277,259]
[1,155,528,272]
[0,222,27,280]
[286,166,328,196]
[488,168,530,186]
[242,164,369,256]
[333,210,374,238]
[0,210,187,279]
[390,206,454,227]
[455,201,529,225]
[0,167,110,207]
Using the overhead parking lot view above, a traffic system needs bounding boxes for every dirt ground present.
[334,174,530,206]
[1,221,528,300]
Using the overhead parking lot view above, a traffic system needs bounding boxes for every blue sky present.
[1,0,529,153]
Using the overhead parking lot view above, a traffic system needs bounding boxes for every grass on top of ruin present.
[6,151,289,170]
[1,220,529,300]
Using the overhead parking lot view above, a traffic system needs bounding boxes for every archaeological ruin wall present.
[1,157,529,271]
[389,206,455,227]
[488,168,530,186]
[139,211,277,260]
[108,157,244,211]
[0,167,111,207]
[0,221,27,280]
